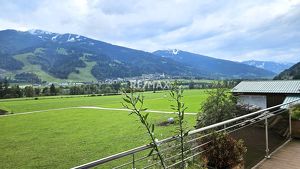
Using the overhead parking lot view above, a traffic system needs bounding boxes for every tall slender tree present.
[3,79,9,96]
[0,81,3,98]
[50,84,56,96]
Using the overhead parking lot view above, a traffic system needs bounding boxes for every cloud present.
[0,0,299,62]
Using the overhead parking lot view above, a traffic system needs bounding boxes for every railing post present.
[132,153,135,169]
[265,117,270,159]
[289,112,292,140]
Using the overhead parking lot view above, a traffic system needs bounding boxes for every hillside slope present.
[274,62,300,80]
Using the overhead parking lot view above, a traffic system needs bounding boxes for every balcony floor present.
[255,139,300,169]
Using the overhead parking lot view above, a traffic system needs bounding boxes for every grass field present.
[0,89,209,169]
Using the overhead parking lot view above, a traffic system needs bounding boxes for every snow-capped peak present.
[25,29,91,43]
[168,49,180,55]
[27,29,53,35]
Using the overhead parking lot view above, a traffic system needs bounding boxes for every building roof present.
[232,80,300,94]
[281,96,300,109]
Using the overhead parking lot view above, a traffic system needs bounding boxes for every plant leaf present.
[123,98,131,103]
[144,113,149,120]
[151,124,155,132]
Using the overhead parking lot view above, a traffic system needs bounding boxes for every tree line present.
[0,79,122,99]
[0,79,240,99]
[0,80,57,98]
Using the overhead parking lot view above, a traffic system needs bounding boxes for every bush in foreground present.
[196,88,237,128]
[290,104,300,120]
[203,132,247,169]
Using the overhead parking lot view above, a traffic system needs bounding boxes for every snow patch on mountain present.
[27,29,88,43]
[51,34,59,40]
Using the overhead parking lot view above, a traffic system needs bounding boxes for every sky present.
[0,0,299,63]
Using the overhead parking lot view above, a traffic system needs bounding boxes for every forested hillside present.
[274,62,300,80]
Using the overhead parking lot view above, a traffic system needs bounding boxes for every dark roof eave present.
[231,91,300,95]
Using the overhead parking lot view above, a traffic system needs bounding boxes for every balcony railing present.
[71,99,300,169]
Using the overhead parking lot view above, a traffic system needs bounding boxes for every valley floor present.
[0,89,208,169]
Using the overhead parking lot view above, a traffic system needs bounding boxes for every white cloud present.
[0,0,299,62]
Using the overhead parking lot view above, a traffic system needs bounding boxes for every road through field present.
[0,106,197,117]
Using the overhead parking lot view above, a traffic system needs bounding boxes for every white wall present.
[238,95,267,108]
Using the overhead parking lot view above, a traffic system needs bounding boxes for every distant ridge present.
[153,49,275,79]
[242,60,294,74]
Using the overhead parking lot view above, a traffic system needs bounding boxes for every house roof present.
[232,80,300,94]
[281,96,300,109]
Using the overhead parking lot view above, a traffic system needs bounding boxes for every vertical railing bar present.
[132,153,135,169]
[289,111,292,140]
[265,115,270,159]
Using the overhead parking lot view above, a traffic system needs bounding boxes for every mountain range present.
[274,62,300,80]
[0,29,276,82]
[241,60,294,74]
[153,50,275,79]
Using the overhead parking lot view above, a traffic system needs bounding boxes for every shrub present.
[196,88,237,128]
[236,104,261,116]
[291,104,300,120]
[203,132,247,169]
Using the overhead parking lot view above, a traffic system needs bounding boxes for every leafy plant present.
[169,83,189,168]
[196,88,237,128]
[203,132,247,169]
[122,90,166,168]
[291,104,300,120]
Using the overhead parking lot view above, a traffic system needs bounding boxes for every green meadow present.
[0,89,209,169]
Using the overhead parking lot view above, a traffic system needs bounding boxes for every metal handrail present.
[72,144,152,169]
[71,98,300,169]
[189,99,299,135]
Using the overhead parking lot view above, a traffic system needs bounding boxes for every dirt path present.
[0,106,197,117]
